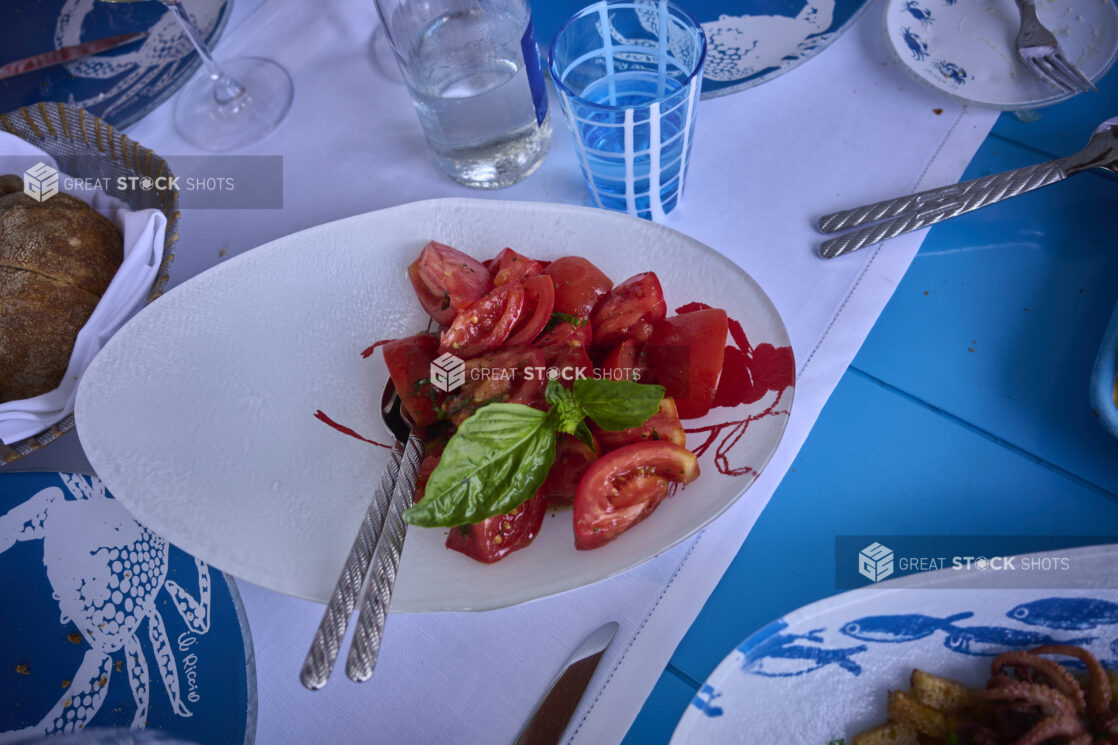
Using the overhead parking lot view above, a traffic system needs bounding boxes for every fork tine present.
[1052,52,1098,93]
[1034,55,1078,92]
[1021,56,1068,92]
[1039,55,1087,93]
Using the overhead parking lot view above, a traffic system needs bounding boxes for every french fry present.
[887,689,954,740]
[856,646,1109,744]
[909,669,975,714]
[851,720,921,745]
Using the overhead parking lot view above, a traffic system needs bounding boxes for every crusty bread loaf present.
[0,177,123,403]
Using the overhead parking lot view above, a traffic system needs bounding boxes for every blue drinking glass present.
[549,0,706,220]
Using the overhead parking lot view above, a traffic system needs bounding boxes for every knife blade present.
[0,32,148,81]
[514,621,619,745]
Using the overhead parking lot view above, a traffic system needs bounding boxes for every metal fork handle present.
[299,442,403,690]
[819,158,1069,258]
[1013,0,1058,49]
[345,431,424,682]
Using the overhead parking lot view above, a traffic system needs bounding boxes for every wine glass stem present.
[161,0,246,105]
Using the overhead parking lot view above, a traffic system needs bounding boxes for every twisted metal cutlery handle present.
[818,158,1069,258]
[299,443,403,690]
[345,431,424,682]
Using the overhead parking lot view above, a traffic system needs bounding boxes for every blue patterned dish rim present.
[0,0,232,130]
[0,472,255,745]
[536,0,872,99]
[670,544,1118,744]
[884,0,1118,110]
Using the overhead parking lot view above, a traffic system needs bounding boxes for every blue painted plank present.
[660,370,1118,685]
[990,65,1118,158]
[853,135,1118,495]
[621,667,698,745]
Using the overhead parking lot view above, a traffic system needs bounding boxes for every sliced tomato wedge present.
[647,308,728,419]
[439,282,525,359]
[600,339,650,383]
[441,347,547,425]
[506,275,555,346]
[545,256,613,317]
[574,441,699,550]
[535,315,593,388]
[590,272,666,347]
[534,315,592,352]
[545,345,593,391]
[381,334,442,428]
[407,241,489,326]
[489,247,546,286]
[541,434,599,503]
[446,489,548,563]
[592,396,686,451]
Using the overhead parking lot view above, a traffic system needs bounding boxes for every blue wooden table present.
[623,77,1118,743]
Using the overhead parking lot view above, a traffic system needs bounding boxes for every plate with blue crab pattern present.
[0,0,231,129]
[670,544,1118,745]
[0,472,255,745]
[534,0,872,98]
[885,0,1118,110]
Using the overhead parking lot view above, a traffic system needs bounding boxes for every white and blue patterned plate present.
[534,0,872,99]
[0,472,255,745]
[671,545,1118,745]
[885,0,1118,110]
[0,0,231,129]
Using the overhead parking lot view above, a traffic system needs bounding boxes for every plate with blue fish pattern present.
[0,472,255,745]
[885,0,1118,109]
[670,544,1118,744]
[533,0,872,99]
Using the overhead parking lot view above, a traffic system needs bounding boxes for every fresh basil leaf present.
[403,403,556,528]
[573,420,595,450]
[545,379,573,407]
[573,378,664,431]
[545,380,587,436]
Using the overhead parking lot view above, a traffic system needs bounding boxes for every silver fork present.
[1013,0,1096,94]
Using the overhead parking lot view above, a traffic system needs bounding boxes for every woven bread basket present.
[0,102,180,464]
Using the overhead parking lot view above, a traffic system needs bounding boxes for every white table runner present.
[13,0,999,741]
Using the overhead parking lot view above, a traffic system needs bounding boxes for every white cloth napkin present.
[20,0,1000,742]
[0,133,165,446]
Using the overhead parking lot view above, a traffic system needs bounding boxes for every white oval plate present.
[76,199,793,612]
[885,0,1118,110]
[671,545,1118,745]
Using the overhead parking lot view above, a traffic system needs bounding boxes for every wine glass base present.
[174,56,294,151]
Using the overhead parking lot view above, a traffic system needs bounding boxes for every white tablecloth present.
[14,0,1000,742]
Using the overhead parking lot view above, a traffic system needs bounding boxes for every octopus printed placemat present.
[0,472,255,745]
[0,0,231,128]
[535,0,871,98]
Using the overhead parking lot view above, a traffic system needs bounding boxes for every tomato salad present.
[382,241,729,564]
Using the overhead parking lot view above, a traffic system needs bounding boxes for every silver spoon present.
[299,382,415,689]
